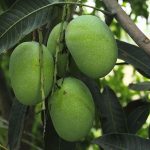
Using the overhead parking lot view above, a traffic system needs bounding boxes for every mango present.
[47,22,68,77]
[65,15,118,78]
[49,77,95,141]
[9,41,54,105]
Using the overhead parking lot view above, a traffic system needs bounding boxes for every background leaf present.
[8,99,27,150]
[5,0,17,7]
[117,40,150,78]
[129,82,150,91]
[99,86,128,134]
[0,0,63,53]
[124,99,150,134]
[93,133,150,150]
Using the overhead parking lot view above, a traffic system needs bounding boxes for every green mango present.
[9,41,54,105]
[65,15,118,78]
[49,77,95,142]
[47,22,68,77]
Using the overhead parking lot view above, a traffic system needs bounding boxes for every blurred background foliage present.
[0,0,149,150]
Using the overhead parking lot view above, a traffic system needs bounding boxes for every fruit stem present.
[38,28,46,136]
[38,29,45,108]
[65,1,76,74]
[52,5,68,93]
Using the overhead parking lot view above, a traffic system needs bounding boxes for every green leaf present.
[129,82,150,91]
[8,99,27,150]
[0,0,8,13]
[100,86,128,134]
[73,74,129,135]
[5,0,17,8]
[0,0,63,53]
[93,133,150,150]
[124,100,150,134]
[117,40,150,78]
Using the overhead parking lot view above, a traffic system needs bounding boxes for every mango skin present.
[47,23,60,56]
[49,77,95,142]
[9,41,54,105]
[65,15,118,78]
[47,22,67,56]
[47,23,68,77]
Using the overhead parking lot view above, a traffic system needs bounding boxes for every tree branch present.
[102,0,150,56]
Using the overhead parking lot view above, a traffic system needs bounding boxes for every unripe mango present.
[9,42,54,105]
[47,23,68,77]
[49,77,95,141]
[65,15,118,78]
[47,23,60,56]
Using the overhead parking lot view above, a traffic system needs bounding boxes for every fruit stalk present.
[38,28,46,136]
[52,5,68,92]
[38,29,46,108]
[65,0,77,73]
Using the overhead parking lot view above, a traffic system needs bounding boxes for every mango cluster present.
[9,15,117,142]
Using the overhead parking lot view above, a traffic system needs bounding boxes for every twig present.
[115,62,128,65]
[22,139,43,150]
[102,0,150,56]
[0,144,8,150]
[52,1,113,16]
[23,131,42,143]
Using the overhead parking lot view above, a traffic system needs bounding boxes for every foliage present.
[0,0,149,150]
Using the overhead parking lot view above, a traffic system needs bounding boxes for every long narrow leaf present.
[117,40,150,78]
[93,133,150,150]
[0,0,64,53]
[129,82,150,91]
[8,99,27,150]
[124,100,150,134]
[100,86,128,134]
